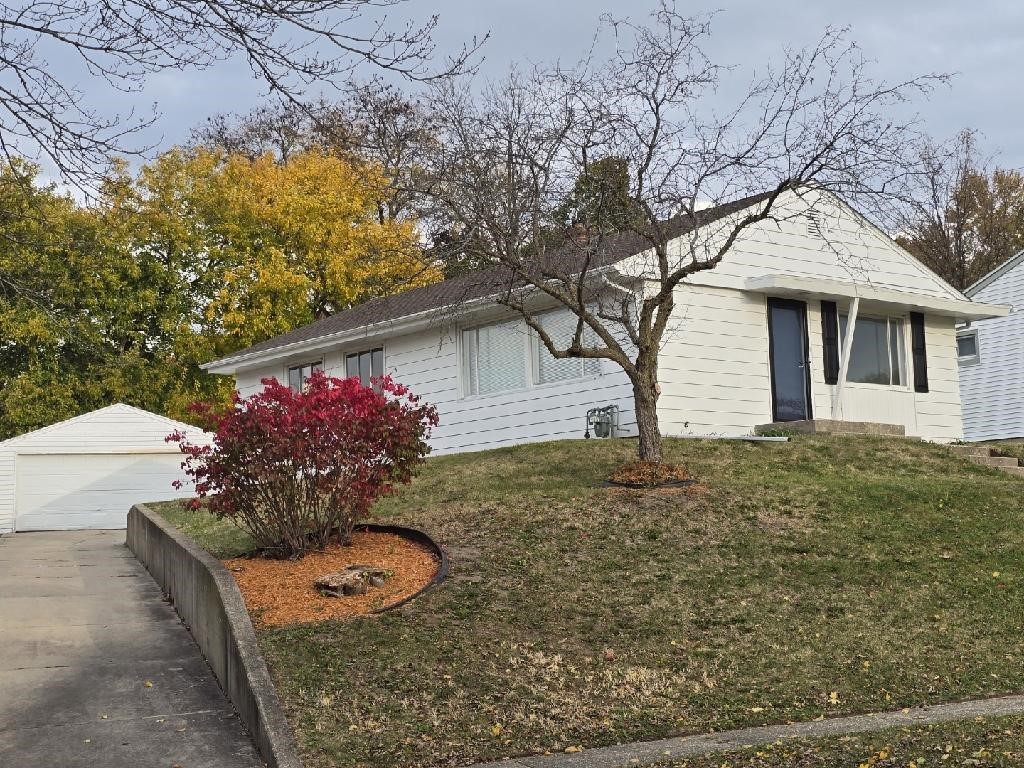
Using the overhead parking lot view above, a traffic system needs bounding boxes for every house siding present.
[657,284,773,435]
[229,190,973,450]
[655,285,963,440]
[960,259,1024,441]
[235,320,637,456]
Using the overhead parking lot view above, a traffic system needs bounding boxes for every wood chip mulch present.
[607,461,691,488]
[223,530,439,627]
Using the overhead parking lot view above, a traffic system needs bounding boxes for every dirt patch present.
[224,530,438,627]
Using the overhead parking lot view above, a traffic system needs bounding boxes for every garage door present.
[15,453,191,531]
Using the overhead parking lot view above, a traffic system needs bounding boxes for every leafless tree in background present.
[896,129,1024,290]
[420,2,945,462]
[192,81,438,222]
[0,0,480,188]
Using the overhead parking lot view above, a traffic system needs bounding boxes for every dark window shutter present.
[820,301,840,385]
[910,312,929,393]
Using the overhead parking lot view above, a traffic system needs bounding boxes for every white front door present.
[14,453,191,531]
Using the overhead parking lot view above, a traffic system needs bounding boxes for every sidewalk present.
[473,693,1024,768]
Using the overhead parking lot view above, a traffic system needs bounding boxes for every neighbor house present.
[958,251,1024,441]
[203,188,1008,453]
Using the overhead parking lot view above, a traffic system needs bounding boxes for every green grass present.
[662,714,1024,767]
[158,435,1024,768]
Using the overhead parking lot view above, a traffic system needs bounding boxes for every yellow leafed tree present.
[117,147,438,359]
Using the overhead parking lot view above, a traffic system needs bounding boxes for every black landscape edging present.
[126,504,302,768]
[355,522,450,613]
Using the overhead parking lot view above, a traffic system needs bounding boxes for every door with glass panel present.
[767,298,813,422]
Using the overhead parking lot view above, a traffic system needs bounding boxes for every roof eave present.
[203,267,630,375]
[744,274,1010,321]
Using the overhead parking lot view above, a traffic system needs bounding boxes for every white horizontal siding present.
[235,317,637,456]
[660,191,964,301]
[0,453,14,534]
[960,258,1024,441]
[656,284,962,441]
[657,285,773,435]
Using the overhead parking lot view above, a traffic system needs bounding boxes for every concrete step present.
[949,444,993,458]
[754,419,906,437]
[997,465,1024,477]
[975,455,1021,469]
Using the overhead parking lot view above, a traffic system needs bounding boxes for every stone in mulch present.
[315,565,391,596]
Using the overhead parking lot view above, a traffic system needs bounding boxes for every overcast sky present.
[48,1,1024,170]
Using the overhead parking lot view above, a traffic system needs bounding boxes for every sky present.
[35,1,1024,171]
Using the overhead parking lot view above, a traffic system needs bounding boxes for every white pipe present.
[833,296,860,419]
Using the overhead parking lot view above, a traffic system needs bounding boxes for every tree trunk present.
[632,375,662,463]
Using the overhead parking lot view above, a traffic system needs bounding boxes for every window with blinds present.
[462,320,528,396]
[461,312,603,397]
[534,310,602,385]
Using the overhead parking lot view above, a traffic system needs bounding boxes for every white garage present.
[0,404,212,533]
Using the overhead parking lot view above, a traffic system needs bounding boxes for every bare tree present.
[420,3,945,462]
[896,130,1024,290]
[0,0,481,189]
[193,81,438,222]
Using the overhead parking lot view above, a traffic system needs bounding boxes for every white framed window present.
[956,329,980,362]
[462,320,528,397]
[533,310,602,385]
[287,360,323,391]
[345,347,384,387]
[461,311,604,398]
[839,314,906,386]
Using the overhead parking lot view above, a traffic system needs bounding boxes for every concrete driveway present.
[0,530,263,768]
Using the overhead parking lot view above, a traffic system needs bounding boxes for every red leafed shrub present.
[167,371,439,559]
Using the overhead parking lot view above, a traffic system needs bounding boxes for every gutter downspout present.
[833,296,860,420]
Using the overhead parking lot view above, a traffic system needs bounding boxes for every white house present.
[0,404,211,534]
[203,188,1008,454]
[958,251,1024,441]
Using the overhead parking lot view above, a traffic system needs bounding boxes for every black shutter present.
[820,301,840,385]
[910,312,929,393]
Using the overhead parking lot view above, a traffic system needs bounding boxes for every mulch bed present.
[223,530,439,627]
[607,460,692,488]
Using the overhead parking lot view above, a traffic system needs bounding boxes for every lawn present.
[153,435,1024,768]
[662,713,1024,767]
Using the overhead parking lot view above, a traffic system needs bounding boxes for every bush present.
[168,372,438,559]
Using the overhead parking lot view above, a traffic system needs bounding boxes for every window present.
[461,312,605,397]
[462,320,527,396]
[533,310,602,385]
[345,347,384,387]
[839,314,906,386]
[287,361,322,391]
[957,329,979,362]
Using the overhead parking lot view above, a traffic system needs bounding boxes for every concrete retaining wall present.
[127,503,302,768]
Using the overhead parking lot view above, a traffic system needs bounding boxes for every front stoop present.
[949,444,1024,476]
[755,419,906,437]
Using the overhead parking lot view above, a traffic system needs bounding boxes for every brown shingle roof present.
[206,191,774,367]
